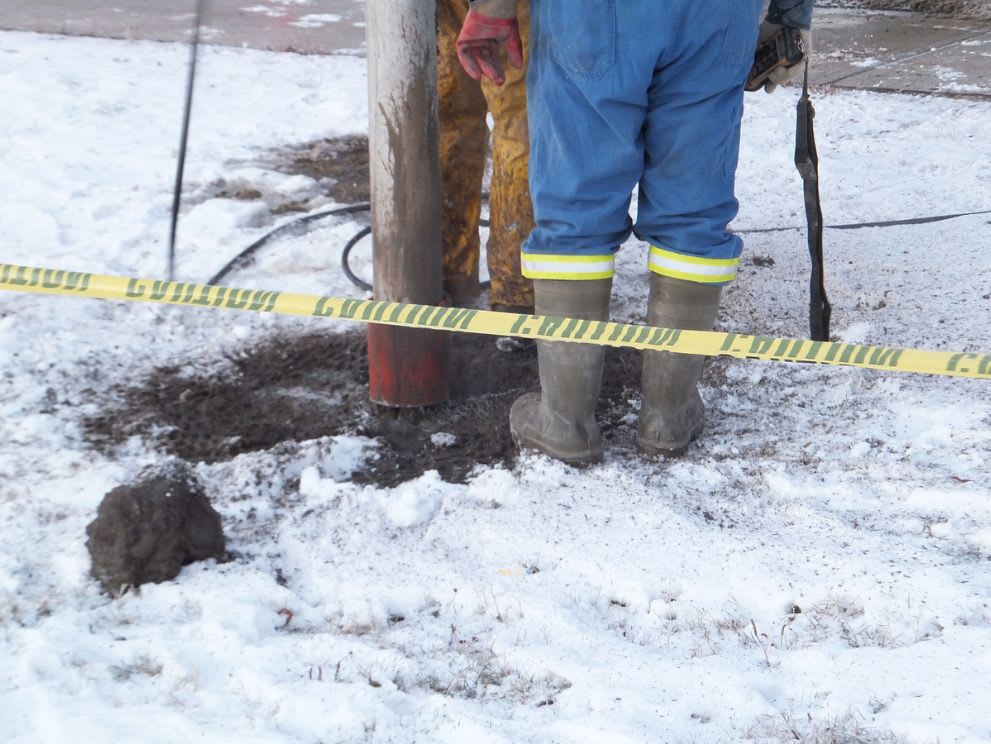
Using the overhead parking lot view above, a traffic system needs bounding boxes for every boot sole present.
[637,427,702,459]
[515,443,604,467]
[511,430,604,467]
[637,441,691,459]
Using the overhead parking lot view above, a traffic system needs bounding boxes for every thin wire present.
[168,0,207,281]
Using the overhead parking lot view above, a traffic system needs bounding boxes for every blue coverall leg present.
[522,0,763,285]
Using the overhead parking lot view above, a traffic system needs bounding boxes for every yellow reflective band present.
[2,262,989,381]
[523,269,616,280]
[648,246,739,284]
[521,252,615,280]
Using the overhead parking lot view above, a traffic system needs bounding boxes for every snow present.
[431,432,458,448]
[291,14,345,28]
[2,29,991,744]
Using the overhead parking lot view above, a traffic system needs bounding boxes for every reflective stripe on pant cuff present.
[648,246,738,284]
[521,252,615,280]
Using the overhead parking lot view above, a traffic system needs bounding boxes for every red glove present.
[456,10,524,86]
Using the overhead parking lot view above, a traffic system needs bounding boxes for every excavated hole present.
[84,331,646,487]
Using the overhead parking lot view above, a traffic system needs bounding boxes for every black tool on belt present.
[746,27,806,93]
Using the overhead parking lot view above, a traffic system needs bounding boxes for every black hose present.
[211,203,492,293]
[207,203,370,286]
[341,225,372,292]
[735,208,991,234]
[213,202,989,292]
[336,218,492,294]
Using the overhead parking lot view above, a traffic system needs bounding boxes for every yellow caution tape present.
[497,568,524,576]
[1,262,989,380]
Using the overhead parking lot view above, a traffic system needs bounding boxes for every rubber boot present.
[510,278,612,465]
[638,274,722,457]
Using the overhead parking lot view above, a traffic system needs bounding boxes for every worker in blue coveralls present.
[457,0,813,464]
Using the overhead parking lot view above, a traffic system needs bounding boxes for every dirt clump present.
[86,463,226,595]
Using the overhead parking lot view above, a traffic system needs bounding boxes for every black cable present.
[168,0,207,281]
[341,225,372,292]
[335,217,492,295]
[827,209,991,230]
[210,202,492,293]
[736,208,991,234]
[234,204,987,294]
[200,182,990,295]
[207,203,370,286]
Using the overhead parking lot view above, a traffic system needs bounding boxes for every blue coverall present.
[518,0,814,285]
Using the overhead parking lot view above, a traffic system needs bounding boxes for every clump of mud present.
[85,331,646,487]
[86,462,226,594]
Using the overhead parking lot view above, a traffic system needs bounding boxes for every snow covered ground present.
[1,30,990,744]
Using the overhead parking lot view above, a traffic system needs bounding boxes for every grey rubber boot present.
[638,274,722,457]
[510,278,612,465]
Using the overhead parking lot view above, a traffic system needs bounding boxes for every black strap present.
[794,66,831,342]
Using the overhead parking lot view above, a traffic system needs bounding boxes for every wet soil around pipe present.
[85,331,649,487]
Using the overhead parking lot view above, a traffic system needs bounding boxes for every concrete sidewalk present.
[0,0,367,55]
[814,9,991,96]
[0,2,988,96]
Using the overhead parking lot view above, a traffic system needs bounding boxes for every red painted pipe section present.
[367,325,449,406]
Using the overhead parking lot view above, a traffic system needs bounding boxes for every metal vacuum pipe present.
[365,0,449,406]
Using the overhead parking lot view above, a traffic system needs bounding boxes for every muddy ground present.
[83,330,669,487]
[279,135,370,206]
[83,135,721,487]
[205,135,371,214]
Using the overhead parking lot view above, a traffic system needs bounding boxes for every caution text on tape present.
[1,263,989,380]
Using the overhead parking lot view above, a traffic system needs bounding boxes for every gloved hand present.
[456,7,524,86]
[758,21,812,93]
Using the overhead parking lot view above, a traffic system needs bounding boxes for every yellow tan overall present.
[437,0,535,311]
